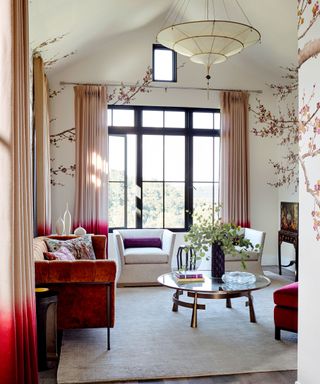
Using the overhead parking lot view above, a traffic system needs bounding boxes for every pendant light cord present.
[160,0,181,29]
[235,0,252,26]
[222,0,231,20]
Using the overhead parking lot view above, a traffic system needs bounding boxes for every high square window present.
[152,44,177,82]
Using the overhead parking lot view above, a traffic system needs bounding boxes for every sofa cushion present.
[33,236,48,261]
[45,235,96,260]
[124,237,162,249]
[119,229,163,240]
[124,248,169,264]
[274,282,298,309]
[44,246,76,261]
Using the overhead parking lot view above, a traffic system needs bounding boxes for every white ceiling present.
[29,0,297,83]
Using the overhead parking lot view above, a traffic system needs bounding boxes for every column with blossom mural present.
[298,1,320,382]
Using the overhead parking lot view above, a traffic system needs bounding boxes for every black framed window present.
[108,106,220,231]
[152,44,177,82]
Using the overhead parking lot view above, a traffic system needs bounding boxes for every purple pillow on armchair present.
[123,237,162,249]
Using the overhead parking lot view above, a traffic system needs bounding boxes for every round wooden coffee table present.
[157,270,271,328]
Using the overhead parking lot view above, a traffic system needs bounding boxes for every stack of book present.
[175,271,205,283]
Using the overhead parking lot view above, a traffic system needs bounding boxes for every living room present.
[1,0,319,383]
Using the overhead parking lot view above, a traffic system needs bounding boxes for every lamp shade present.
[157,20,261,67]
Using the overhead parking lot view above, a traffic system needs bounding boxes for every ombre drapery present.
[220,91,250,227]
[0,0,38,383]
[74,85,109,237]
[33,54,51,236]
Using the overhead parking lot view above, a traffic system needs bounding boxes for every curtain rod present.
[59,81,263,94]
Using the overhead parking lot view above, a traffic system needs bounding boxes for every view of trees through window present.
[108,106,220,231]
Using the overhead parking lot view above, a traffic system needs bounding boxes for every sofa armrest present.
[162,230,176,264]
[244,228,266,263]
[113,230,125,267]
[35,260,116,284]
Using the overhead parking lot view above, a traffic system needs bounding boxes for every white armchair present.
[225,228,266,275]
[113,229,176,286]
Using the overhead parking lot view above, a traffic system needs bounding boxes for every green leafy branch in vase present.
[184,204,260,270]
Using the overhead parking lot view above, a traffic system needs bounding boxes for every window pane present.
[143,135,163,180]
[164,111,185,128]
[193,182,213,223]
[154,49,173,81]
[165,136,185,181]
[214,182,220,207]
[193,137,213,182]
[142,110,163,127]
[107,109,112,126]
[165,182,185,228]
[193,112,214,129]
[113,109,134,127]
[143,182,163,228]
[127,135,137,227]
[214,137,220,182]
[109,136,124,181]
[214,113,220,130]
[108,182,125,227]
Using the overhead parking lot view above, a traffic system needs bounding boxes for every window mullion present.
[186,110,193,229]
[136,109,143,229]
[123,135,127,228]
[163,135,165,228]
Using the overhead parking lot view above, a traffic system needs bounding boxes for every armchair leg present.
[107,327,110,350]
[275,327,281,340]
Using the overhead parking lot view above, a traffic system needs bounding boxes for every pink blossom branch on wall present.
[298,1,320,66]
[298,0,320,40]
[49,86,65,99]
[50,66,153,185]
[33,34,76,69]
[250,66,299,190]
[107,66,152,105]
[299,88,320,238]
[50,159,76,187]
[298,0,320,240]
[50,128,76,148]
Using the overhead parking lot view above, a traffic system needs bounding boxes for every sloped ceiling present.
[29,0,297,83]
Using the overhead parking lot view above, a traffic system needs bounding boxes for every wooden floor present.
[39,266,297,384]
[137,370,297,383]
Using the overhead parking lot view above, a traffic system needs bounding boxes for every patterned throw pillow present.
[44,246,76,261]
[45,235,96,260]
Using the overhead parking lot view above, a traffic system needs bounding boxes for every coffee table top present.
[157,270,271,294]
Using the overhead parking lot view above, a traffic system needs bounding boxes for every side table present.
[278,230,299,281]
[176,245,197,270]
[35,288,58,371]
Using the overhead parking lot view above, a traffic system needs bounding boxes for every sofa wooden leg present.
[275,327,281,340]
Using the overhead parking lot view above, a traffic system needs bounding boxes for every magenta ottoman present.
[273,282,298,340]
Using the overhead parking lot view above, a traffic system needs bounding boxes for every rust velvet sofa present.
[34,235,116,349]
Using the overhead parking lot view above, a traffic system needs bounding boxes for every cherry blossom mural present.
[250,67,299,190]
[49,66,153,186]
[298,0,320,240]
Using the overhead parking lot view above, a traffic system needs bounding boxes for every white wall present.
[47,15,297,268]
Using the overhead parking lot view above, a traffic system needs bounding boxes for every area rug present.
[57,272,297,384]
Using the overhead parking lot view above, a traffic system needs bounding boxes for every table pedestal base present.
[172,290,256,328]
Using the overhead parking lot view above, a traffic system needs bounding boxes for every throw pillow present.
[45,235,96,260]
[44,246,76,261]
[123,237,162,249]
